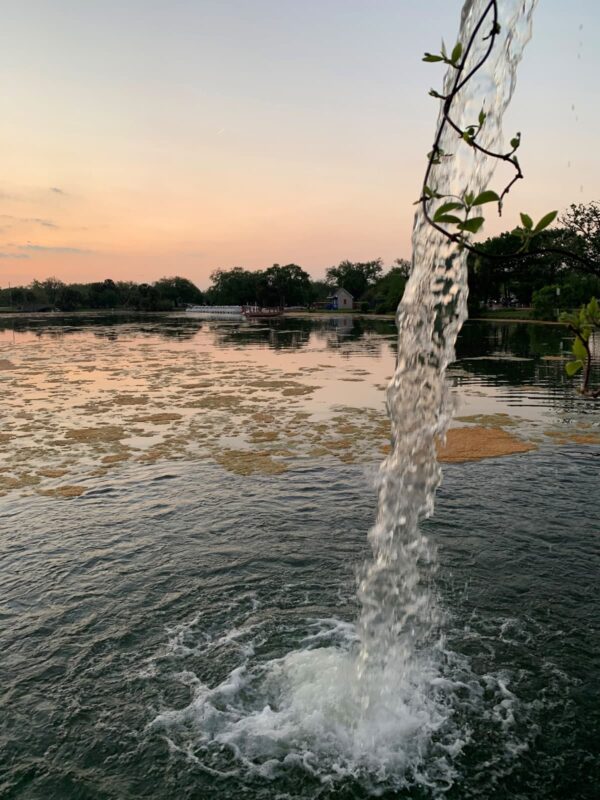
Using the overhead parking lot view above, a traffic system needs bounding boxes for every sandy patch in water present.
[438,426,536,462]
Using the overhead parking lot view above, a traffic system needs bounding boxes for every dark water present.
[1,316,599,799]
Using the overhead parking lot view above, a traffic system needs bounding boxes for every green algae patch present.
[64,426,126,444]
[247,430,279,443]
[213,448,287,476]
[37,468,70,478]
[101,453,131,464]
[132,413,183,424]
[544,430,600,446]
[281,385,317,397]
[455,413,521,428]
[39,484,88,499]
[111,394,150,406]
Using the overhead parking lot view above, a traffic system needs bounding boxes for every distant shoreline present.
[0,308,561,326]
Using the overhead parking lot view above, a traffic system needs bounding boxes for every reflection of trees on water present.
[1,312,400,350]
[2,314,594,412]
[211,319,313,350]
[453,321,595,416]
[0,313,205,341]
[457,321,568,360]
[211,317,397,354]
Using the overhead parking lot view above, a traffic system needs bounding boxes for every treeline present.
[0,276,203,312]
[468,201,600,318]
[0,259,412,314]
[205,260,411,312]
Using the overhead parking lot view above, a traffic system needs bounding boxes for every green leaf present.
[533,210,558,232]
[433,202,464,220]
[424,185,434,198]
[510,132,521,149]
[435,214,462,224]
[587,296,599,320]
[520,212,533,230]
[457,217,485,234]
[472,190,500,206]
[429,89,443,98]
[451,42,463,64]
[565,360,583,377]
[464,192,474,206]
[423,53,444,62]
[478,109,486,126]
[573,336,588,360]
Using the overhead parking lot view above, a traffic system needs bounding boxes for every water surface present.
[0,315,598,798]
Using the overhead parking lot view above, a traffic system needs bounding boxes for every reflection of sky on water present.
[1,313,597,425]
[0,313,597,500]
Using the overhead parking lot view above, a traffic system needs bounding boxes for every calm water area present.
[1,314,599,799]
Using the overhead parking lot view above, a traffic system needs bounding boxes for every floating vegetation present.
[438,426,536,462]
[455,413,521,428]
[544,430,600,445]
[64,426,126,444]
[212,448,287,476]
[39,484,87,499]
[132,413,183,424]
[37,468,70,478]
[281,385,317,397]
[111,394,150,406]
[0,321,592,498]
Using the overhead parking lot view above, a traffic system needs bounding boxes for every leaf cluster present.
[560,297,600,386]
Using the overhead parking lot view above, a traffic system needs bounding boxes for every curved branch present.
[419,1,599,276]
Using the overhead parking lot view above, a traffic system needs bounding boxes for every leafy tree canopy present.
[325,259,384,299]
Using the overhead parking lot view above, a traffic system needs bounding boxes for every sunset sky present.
[2,0,599,289]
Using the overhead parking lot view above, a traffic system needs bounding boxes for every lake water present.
[1,314,598,799]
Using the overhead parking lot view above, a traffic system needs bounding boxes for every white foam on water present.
[151,627,469,792]
[148,617,534,795]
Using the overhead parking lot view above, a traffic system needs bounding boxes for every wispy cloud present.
[20,243,92,254]
[0,252,30,259]
[0,215,58,229]
[50,187,66,195]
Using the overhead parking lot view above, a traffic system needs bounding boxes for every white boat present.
[185,305,244,320]
[185,305,284,320]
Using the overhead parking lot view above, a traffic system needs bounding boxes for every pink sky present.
[1,0,598,290]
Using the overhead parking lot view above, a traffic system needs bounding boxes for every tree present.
[559,202,600,277]
[205,267,263,305]
[263,263,312,307]
[392,258,411,279]
[363,263,410,313]
[325,259,383,300]
[468,230,567,309]
[55,285,85,311]
[309,280,330,305]
[88,279,120,309]
[153,276,203,307]
[41,277,66,306]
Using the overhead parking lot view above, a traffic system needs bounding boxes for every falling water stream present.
[358,0,538,682]
[153,0,540,793]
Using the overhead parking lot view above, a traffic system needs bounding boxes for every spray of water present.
[151,1,538,791]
